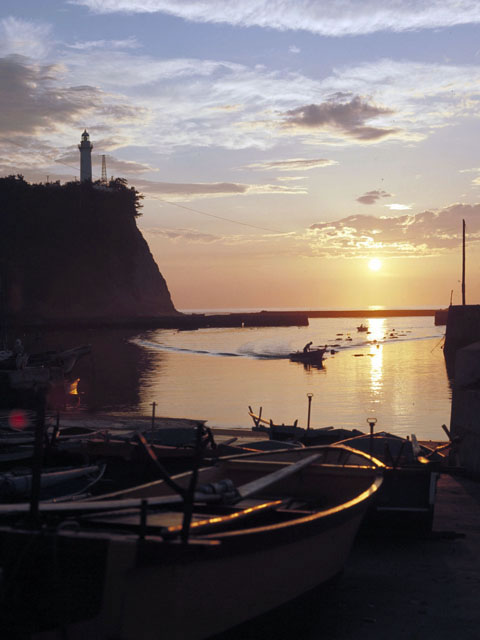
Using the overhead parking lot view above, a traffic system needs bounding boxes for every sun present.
[368,258,382,272]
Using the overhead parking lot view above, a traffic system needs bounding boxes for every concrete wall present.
[450,341,480,476]
[444,305,480,369]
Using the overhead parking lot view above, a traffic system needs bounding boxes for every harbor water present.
[26,314,450,441]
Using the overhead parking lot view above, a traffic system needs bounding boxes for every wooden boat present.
[0,344,91,374]
[357,323,368,332]
[0,421,102,469]
[0,445,382,639]
[0,344,91,410]
[288,347,327,365]
[58,428,305,489]
[249,406,363,446]
[334,432,441,532]
[0,463,105,501]
[27,344,91,374]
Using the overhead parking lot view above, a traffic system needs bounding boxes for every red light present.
[8,409,28,430]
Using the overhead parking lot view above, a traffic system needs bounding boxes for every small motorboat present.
[288,347,327,365]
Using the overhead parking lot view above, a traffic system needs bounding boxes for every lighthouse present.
[78,129,93,182]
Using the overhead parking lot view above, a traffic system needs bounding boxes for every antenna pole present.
[101,155,107,184]
[462,219,466,306]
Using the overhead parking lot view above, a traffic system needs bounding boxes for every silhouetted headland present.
[0,175,177,325]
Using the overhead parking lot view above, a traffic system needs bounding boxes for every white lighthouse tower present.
[78,129,93,182]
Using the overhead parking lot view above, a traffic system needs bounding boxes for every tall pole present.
[462,219,466,306]
[306,393,313,431]
[29,385,47,527]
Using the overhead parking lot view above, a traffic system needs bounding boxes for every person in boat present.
[303,341,313,353]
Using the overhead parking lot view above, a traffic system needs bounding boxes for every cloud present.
[142,202,480,258]
[4,22,480,176]
[144,227,221,244]
[0,17,52,58]
[55,152,156,175]
[356,189,392,205]
[247,158,338,171]
[282,96,399,142]
[0,56,99,135]
[133,178,306,199]
[385,203,412,211]
[66,37,139,50]
[70,1,480,36]
[0,55,144,138]
[459,167,480,173]
[307,204,480,257]
[289,45,300,54]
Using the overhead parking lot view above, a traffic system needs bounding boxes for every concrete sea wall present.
[450,341,480,476]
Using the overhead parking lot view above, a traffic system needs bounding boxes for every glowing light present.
[8,409,29,430]
[368,258,382,271]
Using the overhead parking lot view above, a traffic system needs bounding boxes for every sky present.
[2,1,480,310]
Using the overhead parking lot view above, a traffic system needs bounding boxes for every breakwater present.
[300,309,436,318]
[13,310,309,330]
[11,308,443,330]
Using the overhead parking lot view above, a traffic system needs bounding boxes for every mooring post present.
[307,393,313,431]
[181,424,204,544]
[367,417,377,457]
[151,401,157,433]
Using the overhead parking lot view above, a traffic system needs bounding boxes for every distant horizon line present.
[178,305,446,314]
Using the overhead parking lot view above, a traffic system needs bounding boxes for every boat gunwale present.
[194,472,383,541]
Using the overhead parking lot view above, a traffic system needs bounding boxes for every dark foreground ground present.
[216,473,480,640]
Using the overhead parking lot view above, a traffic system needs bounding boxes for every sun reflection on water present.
[366,318,386,343]
[369,343,383,396]
[366,319,385,398]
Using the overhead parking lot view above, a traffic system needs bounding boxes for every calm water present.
[37,314,450,441]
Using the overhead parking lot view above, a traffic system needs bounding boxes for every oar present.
[0,453,322,517]
[234,453,321,500]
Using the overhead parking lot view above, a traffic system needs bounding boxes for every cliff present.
[0,175,178,324]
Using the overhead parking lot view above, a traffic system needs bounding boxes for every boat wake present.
[131,338,243,358]
[131,337,291,360]
[131,329,443,361]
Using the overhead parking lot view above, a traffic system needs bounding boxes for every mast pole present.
[462,219,466,306]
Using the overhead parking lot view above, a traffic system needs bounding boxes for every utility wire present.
[147,194,283,234]
[0,137,285,234]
